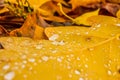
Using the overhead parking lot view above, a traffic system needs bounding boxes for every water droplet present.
[88,48,94,51]
[35,44,43,49]
[49,34,59,41]
[79,77,84,80]
[77,33,80,35]
[21,55,27,59]
[75,70,80,75]
[4,71,15,80]
[3,64,10,70]
[115,23,120,26]
[68,74,72,78]
[57,57,62,62]
[85,32,89,34]
[77,57,80,61]
[23,60,27,64]
[107,70,112,75]
[42,56,49,62]
[52,50,57,54]
[21,65,25,69]
[28,58,35,63]
[85,64,88,68]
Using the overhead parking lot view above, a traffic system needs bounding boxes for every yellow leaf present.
[58,3,99,26]
[0,7,9,14]
[0,28,120,80]
[74,9,100,26]
[1,15,120,79]
[86,15,120,38]
[5,0,50,9]
[116,9,120,18]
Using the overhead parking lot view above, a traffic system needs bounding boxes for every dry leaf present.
[101,3,120,16]
[10,13,45,39]
[107,0,120,3]
[69,0,105,10]
[0,43,4,49]
[0,25,9,36]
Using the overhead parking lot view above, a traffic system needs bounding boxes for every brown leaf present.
[0,25,9,36]
[101,3,120,16]
[0,0,4,8]
[0,43,4,49]
[106,0,120,3]
[35,12,50,28]
[69,0,105,10]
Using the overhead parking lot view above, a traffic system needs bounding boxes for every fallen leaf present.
[101,3,120,16]
[6,0,50,9]
[58,3,100,26]
[39,1,71,17]
[10,13,45,39]
[116,9,120,18]
[107,0,120,3]
[74,9,100,25]
[69,0,105,10]
[86,15,120,37]
[0,22,120,79]
[0,7,9,14]
[0,25,9,36]
[0,43,4,49]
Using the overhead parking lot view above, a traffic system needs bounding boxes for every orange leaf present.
[10,13,45,39]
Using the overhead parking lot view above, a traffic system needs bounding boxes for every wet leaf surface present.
[0,0,120,80]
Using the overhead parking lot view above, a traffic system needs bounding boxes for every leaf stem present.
[57,3,74,21]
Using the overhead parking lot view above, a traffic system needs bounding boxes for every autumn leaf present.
[116,9,120,18]
[0,22,120,79]
[107,0,120,3]
[0,0,120,80]
[101,3,120,16]
[5,0,50,9]
[69,0,105,10]
[0,7,9,14]
[74,9,100,25]
[10,13,46,39]
[0,25,9,36]
[58,3,100,25]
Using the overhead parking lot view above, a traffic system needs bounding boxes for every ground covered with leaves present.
[0,0,120,80]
